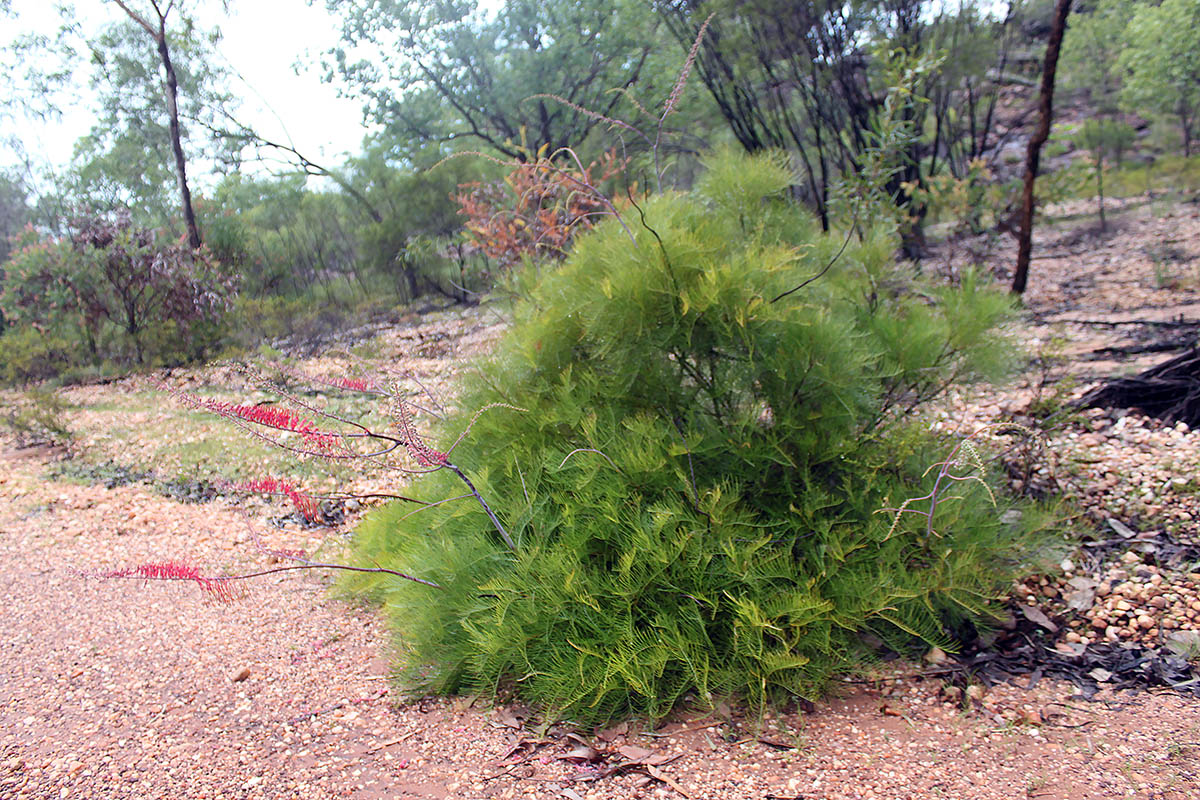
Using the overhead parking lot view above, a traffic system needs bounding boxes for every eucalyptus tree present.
[3,1,236,243]
[1060,0,1131,116]
[1118,0,1200,157]
[67,8,233,230]
[1012,0,1073,295]
[657,0,940,252]
[323,0,662,160]
[101,0,233,247]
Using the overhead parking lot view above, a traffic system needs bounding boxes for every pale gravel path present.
[1,444,1199,800]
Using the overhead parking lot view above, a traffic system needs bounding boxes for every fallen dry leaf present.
[616,745,654,761]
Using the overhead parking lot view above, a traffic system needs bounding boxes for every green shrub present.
[1,386,74,448]
[0,328,86,384]
[346,150,1038,724]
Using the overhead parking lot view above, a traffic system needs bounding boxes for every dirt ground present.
[2,198,1200,799]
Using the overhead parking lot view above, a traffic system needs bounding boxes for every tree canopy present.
[324,0,664,160]
[1118,0,1200,156]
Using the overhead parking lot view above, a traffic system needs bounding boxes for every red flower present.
[238,477,322,522]
[101,562,237,601]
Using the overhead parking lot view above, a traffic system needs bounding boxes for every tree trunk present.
[157,30,202,249]
[1011,0,1073,295]
[111,1,202,249]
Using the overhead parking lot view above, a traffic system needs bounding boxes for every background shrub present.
[1,387,74,448]
[346,150,1043,724]
[0,212,237,374]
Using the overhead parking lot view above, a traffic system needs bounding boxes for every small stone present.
[1137,614,1155,630]
[232,667,251,683]
[1121,551,1141,565]
[965,684,987,703]
[924,646,949,666]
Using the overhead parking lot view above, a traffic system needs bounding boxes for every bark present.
[1012,0,1073,295]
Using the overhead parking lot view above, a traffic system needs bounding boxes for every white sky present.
[3,0,376,182]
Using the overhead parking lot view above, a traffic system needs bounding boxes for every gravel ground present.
[1,450,1197,800]
[2,200,1200,799]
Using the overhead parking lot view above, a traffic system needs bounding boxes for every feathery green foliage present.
[346,150,1038,724]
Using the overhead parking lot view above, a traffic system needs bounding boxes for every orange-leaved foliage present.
[455,150,628,269]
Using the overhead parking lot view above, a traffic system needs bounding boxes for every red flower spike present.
[237,478,322,523]
[102,561,237,602]
[201,400,339,451]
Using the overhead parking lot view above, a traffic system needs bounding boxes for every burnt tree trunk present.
[1012,0,1073,295]
[1076,346,1200,427]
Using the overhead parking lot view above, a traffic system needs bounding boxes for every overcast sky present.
[4,0,375,180]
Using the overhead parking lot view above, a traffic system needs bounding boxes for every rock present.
[923,646,949,666]
[232,667,251,683]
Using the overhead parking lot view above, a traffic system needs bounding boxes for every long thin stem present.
[446,461,516,551]
[108,562,444,591]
